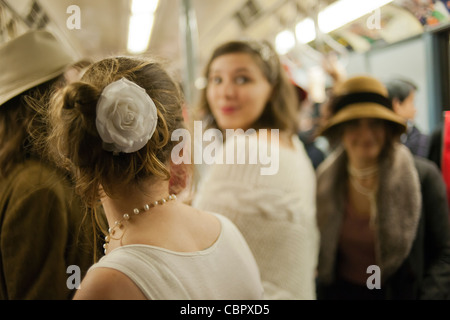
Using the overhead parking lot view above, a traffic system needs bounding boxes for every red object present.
[441,111,450,215]
[282,63,308,103]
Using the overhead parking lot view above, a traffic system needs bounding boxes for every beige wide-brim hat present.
[319,75,407,137]
[0,30,75,106]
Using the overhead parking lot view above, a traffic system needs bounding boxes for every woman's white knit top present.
[193,134,320,299]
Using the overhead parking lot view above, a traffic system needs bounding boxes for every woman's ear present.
[392,97,401,114]
[169,161,187,195]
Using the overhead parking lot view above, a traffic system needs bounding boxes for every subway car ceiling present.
[1,0,449,133]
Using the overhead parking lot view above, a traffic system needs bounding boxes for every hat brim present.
[319,103,407,137]
[0,66,67,106]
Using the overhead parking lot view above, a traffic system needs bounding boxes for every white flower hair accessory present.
[96,77,158,154]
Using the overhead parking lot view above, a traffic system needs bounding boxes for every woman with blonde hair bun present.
[47,56,264,300]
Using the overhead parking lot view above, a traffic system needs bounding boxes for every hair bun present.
[62,82,99,117]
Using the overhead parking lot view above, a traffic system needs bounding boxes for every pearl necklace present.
[103,194,177,254]
[347,164,378,179]
[347,164,378,229]
[347,164,378,196]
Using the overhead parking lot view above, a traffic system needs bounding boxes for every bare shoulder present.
[73,267,146,300]
[186,204,221,229]
[180,205,222,249]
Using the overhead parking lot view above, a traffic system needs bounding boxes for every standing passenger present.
[316,75,450,299]
[46,56,264,300]
[0,30,98,299]
[193,40,319,299]
[385,78,429,158]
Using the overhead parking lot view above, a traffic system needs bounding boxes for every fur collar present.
[316,143,421,284]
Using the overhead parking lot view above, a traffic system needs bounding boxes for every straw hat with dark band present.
[319,75,407,137]
[0,30,75,106]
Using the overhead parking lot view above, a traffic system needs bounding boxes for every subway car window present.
[0,0,449,307]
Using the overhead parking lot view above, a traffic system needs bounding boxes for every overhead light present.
[275,30,296,55]
[295,18,316,44]
[319,0,394,33]
[131,0,159,14]
[276,0,394,51]
[127,0,159,54]
[127,15,155,54]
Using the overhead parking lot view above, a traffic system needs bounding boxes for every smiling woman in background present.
[193,40,319,300]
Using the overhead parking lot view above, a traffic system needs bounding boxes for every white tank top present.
[89,213,264,300]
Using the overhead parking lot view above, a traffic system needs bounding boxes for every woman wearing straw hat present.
[0,30,98,299]
[316,75,450,299]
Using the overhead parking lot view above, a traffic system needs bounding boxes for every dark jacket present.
[427,126,443,170]
[402,125,429,158]
[298,130,325,170]
[316,144,450,299]
[0,160,99,300]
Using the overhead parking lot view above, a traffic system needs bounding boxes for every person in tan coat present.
[0,30,99,299]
